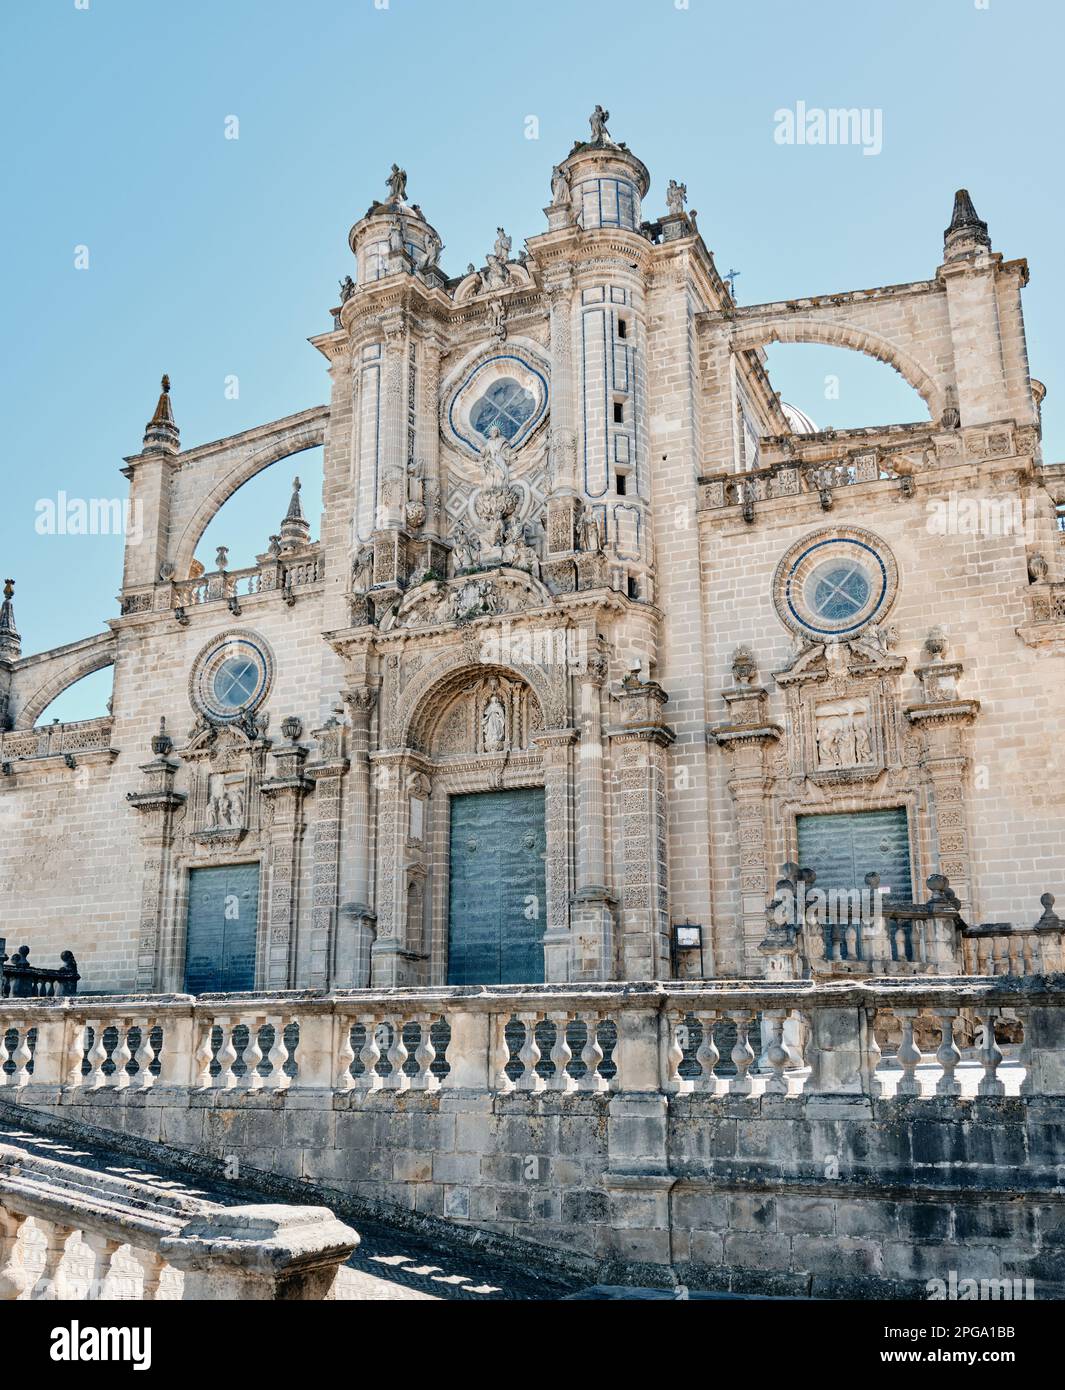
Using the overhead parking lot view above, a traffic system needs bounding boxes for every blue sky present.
[3,0,1063,720]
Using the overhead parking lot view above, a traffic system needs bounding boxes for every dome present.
[782,402,819,435]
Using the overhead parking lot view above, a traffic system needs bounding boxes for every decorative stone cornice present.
[710,723,783,750]
[905,700,981,728]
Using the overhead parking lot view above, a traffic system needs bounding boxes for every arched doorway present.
[373,659,569,988]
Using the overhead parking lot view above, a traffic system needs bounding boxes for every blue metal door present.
[447,789,546,985]
[184,864,260,994]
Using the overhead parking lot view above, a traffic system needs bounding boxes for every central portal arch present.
[371,656,572,989]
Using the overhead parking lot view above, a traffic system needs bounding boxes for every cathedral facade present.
[2,111,1063,997]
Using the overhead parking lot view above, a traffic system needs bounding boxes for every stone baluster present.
[577,1011,607,1093]
[762,1009,790,1095]
[975,1009,1005,1097]
[33,1219,74,1300]
[895,1009,922,1097]
[663,1010,686,1093]
[87,1021,109,1089]
[728,1011,757,1095]
[65,1020,88,1090]
[548,1012,574,1092]
[517,1012,544,1093]
[83,1232,121,1300]
[264,1017,290,1090]
[357,1013,382,1090]
[992,935,1010,975]
[693,1011,722,1095]
[214,1020,238,1090]
[192,1022,215,1088]
[134,1022,157,1090]
[242,1017,265,1091]
[490,1014,515,1094]
[412,1015,438,1091]
[112,1020,133,1090]
[10,1027,33,1088]
[385,1017,409,1091]
[335,1019,356,1092]
[933,1009,961,1096]
[861,1008,883,1098]
[137,1248,167,1300]
[0,1209,31,1300]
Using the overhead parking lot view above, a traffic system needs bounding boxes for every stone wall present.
[3,979,1064,1296]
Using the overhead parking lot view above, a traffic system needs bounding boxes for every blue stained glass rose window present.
[808,561,871,621]
[213,656,261,710]
[471,378,536,442]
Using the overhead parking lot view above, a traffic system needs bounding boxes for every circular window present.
[773,529,897,639]
[190,632,274,723]
[807,560,871,623]
[444,349,549,460]
[471,378,536,442]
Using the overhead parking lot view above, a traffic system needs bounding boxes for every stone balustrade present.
[173,551,325,612]
[1,977,1061,1103]
[5,979,1065,1296]
[0,716,114,765]
[0,1130,358,1300]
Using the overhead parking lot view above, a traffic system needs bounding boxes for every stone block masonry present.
[3,977,1065,1297]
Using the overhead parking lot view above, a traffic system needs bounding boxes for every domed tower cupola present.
[548,106,650,234]
[347,163,446,290]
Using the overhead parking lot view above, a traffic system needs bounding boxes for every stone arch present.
[394,650,560,752]
[16,634,117,729]
[729,318,942,420]
[171,423,327,580]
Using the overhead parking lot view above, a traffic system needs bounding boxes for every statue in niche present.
[854,722,872,764]
[388,217,405,254]
[589,105,611,144]
[550,163,570,206]
[489,298,507,341]
[419,228,442,271]
[666,179,688,215]
[578,508,603,554]
[352,543,374,592]
[482,687,507,753]
[206,773,224,827]
[386,164,407,202]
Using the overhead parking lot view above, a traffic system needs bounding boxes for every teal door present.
[447,789,546,985]
[797,808,913,959]
[185,864,260,994]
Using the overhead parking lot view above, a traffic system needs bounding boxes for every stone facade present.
[1,116,1063,995]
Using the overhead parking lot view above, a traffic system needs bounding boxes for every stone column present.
[368,748,424,987]
[906,639,980,923]
[570,653,617,980]
[542,274,580,594]
[127,724,188,991]
[304,716,350,989]
[260,733,312,989]
[710,673,782,977]
[338,685,377,986]
[534,728,578,982]
[419,332,444,539]
[371,312,410,597]
[608,677,676,980]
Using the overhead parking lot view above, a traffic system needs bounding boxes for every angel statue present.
[386,163,407,202]
[666,179,688,216]
[589,105,611,143]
